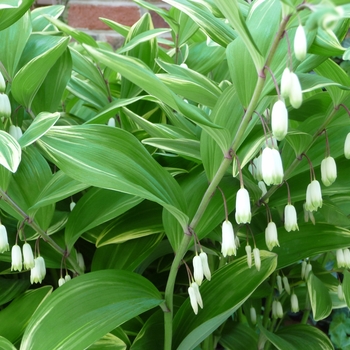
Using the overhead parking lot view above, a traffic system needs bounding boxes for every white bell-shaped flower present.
[11,245,22,271]
[294,25,307,61]
[8,125,22,140]
[0,94,11,118]
[235,188,251,224]
[65,274,71,282]
[321,156,337,187]
[69,201,76,211]
[261,147,284,186]
[301,260,307,280]
[283,276,291,294]
[253,247,261,271]
[0,73,5,93]
[265,221,280,251]
[188,282,203,315]
[0,224,9,253]
[271,100,288,141]
[291,293,299,312]
[250,306,257,324]
[336,248,345,268]
[281,67,292,98]
[289,72,302,109]
[344,133,350,159]
[58,277,66,287]
[343,248,350,268]
[107,117,116,127]
[276,301,284,318]
[338,284,345,301]
[284,204,299,232]
[22,243,35,269]
[245,245,252,268]
[193,255,204,286]
[200,251,211,281]
[30,256,46,284]
[277,275,283,294]
[305,180,323,212]
[221,220,236,257]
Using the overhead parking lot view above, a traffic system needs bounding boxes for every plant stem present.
[263,272,276,328]
[0,189,83,275]
[163,14,292,350]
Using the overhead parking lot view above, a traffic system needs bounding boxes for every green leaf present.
[0,336,17,350]
[142,138,201,162]
[329,312,350,349]
[285,131,313,157]
[258,325,295,350]
[99,18,130,37]
[173,252,277,349]
[31,5,64,32]
[0,277,30,306]
[91,234,164,271]
[19,112,60,148]
[20,270,163,350]
[0,131,21,172]
[307,273,333,321]
[65,188,143,248]
[276,324,334,350]
[215,0,263,71]
[89,333,127,350]
[31,170,89,209]
[11,36,69,109]
[220,321,258,349]
[45,15,98,47]
[342,270,350,309]
[0,0,34,31]
[37,125,188,244]
[0,11,31,79]
[0,286,52,344]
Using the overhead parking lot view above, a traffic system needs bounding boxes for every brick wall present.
[36,0,170,48]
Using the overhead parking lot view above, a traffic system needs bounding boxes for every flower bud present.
[276,301,284,318]
[30,256,46,284]
[249,155,263,181]
[344,133,350,159]
[284,204,299,232]
[200,251,211,281]
[321,157,337,187]
[338,284,345,301]
[261,147,284,186]
[250,306,257,324]
[11,245,22,271]
[258,181,268,201]
[77,252,85,272]
[305,180,322,212]
[0,224,9,253]
[58,277,66,287]
[283,276,291,295]
[336,249,345,268]
[65,274,71,282]
[235,188,251,224]
[107,117,116,127]
[70,201,76,211]
[305,262,312,279]
[9,125,22,140]
[188,281,203,314]
[245,245,252,268]
[22,243,35,269]
[271,100,288,141]
[272,300,277,318]
[0,73,6,93]
[193,255,204,286]
[221,220,236,257]
[253,247,261,271]
[291,293,299,312]
[281,67,292,99]
[277,275,283,294]
[301,260,307,280]
[265,221,279,251]
[0,94,11,118]
[289,72,302,109]
[294,25,307,61]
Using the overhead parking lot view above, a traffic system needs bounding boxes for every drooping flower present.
[284,204,299,232]
[261,147,284,186]
[0,224,9,253]
[338,284,345,301]
[344,133,350,159]
[277,275,283,294]
[65,274,71,282]
[235,188,251,224]
[321,156,337,187]
[11,245,22,271]
[305,262,312,280]
[193,255,204,286]
[245,244,252,268]
[200,251,211,281]
[283,276,291,295]
[294,25,307,61]
[69,201,76,211]
[343,248,350,268]
[276,301,284,318]
[336,249,345,268]
[0,72,5,93]
[107,117,116,127]
[58,277,66,287]
[253,247,261,271]
[9,125,22,140]
[30,256,46,284]
[188,282,203,315]
[265,221,280,251]
[305,180,323,212]
[22,243,35,269]
[271,99,288,141]
[0,94,11,118]
[281,67,292,99]
[250,306,257,324]
[291,293,299,312]
[77,252,85,272]
[301,260,307,280]
[221,220,236,257]
[289,72,303,109]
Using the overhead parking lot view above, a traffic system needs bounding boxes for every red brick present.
[68,4,141,30]
[150,10,169,28]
